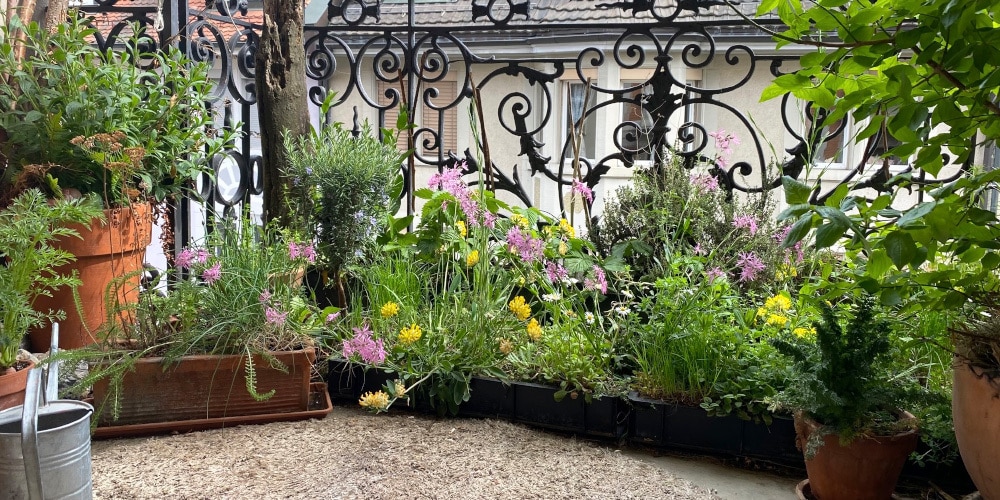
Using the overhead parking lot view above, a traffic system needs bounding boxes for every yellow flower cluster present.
[793,327,816,338]
[381,301,399,318]
[766,314,789,327]
[558,218,575,238]
[757,293,792,328]
[359,390,389,411]
[466,249,480,267]
[393,380,407,397]
[558,241,568,256]
[456,220,467,238]
[526,318,542,341]
[398,323,422,344]
[509,296,531,321]
[510,213,529,228]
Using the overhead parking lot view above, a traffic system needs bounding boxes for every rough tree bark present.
[255,0,309,226]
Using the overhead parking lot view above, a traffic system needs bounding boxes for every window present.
[809,112,904,169]
[563,82,597,160]
[378,79,458,157]
[621,81,654,161]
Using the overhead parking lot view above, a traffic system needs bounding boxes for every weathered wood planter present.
[93,348,317,427]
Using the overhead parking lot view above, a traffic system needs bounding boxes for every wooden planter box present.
[92,348,316,426]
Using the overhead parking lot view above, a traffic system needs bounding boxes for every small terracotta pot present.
[794,411,918,500]
[0,361,36,411]
[31,203,152,351]
[952,359,1000,499]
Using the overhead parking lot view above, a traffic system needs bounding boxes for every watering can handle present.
[21,368,44,500]
[45,323,59,404]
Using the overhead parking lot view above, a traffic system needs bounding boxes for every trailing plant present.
[0,189,103,371]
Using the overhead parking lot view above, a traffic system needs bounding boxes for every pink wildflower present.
[736,252,766,283]
[774,225,805,263]
[259,290,272,304]
[545,261,569,284]
[429,165,481,226]
[709,130,741,169]
[693,243,706,256]
[326,312,341,323]
[572,179,594,203]
[175,248,195,269]
[706,267,726,283]
[691,173,719,193]
[288,241,300,259]
[202,262,222,284]
[506,227,545,263]
[265,307,288,326]
[196,248,210,264]
[584,265,608,294]
[342,324,386,365]
[733,215,759,236]
[301,243,317,264]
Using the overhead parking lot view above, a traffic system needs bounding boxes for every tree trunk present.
[255,0,309,226]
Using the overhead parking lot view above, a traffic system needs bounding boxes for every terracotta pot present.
[952,359,1000,499]
[0,361,35,411]
[794,411,918,500]
[92,348,316,426]
[31,203,152,352]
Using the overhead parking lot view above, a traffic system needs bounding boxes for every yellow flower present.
[380,301,399,318]
[393,380,407,397]
[359,391,390,412]
[509,296,531,321]
[764,294,792,312]
[558,218,575,238]
[499,338,513,354]
[511,213,529,228]
[466,249,480,267]
[398,323,422,344]
[793,327,816,338]
[526,318,542,341]
[456,220,467,238]
[766,313,789,327]
[558,241,568,256]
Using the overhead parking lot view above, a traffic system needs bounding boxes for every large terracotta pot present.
[31,203,152,352]
[92,348,315,426]
[794,411,918,500]
[0,361,35,411]
[953,359,1000,499]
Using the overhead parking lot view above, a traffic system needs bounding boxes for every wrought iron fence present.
[78,0,962,255]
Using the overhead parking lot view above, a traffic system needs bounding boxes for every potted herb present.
[771,297,919,500]
[283,114,403,308]
[0,189,103,410]
[0,15,229,350]
[65,216,327,431]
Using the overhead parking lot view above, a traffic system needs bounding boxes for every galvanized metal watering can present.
[0,326,94,499]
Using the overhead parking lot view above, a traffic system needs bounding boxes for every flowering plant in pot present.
[770,296,921,500]
[0,189,103,409]
[61,215,326,427]
[0,15,231,351]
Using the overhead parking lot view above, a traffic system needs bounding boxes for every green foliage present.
[0,189,103,368]
[282,122,403,276]
[592,156,798,292]
[771,297,918,444]
[0,15,229,207]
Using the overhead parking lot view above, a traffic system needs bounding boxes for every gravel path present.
[91,406,718,499]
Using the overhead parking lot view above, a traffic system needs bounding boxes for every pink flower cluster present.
[506,226,545,263]
[572,179,594,203]
[706,267,726,283]
[429,163,485,227]
[736,251,766,283]
[202,262,222,285]
[288,241,317,264]
[175,247,209,269]
[584,265,608,294]
[732,215,759,236]
[342,324,386,365]
[264,307,288,325]
[709,130,741,168]
[545,261,569,284]
[691,173,719,193]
